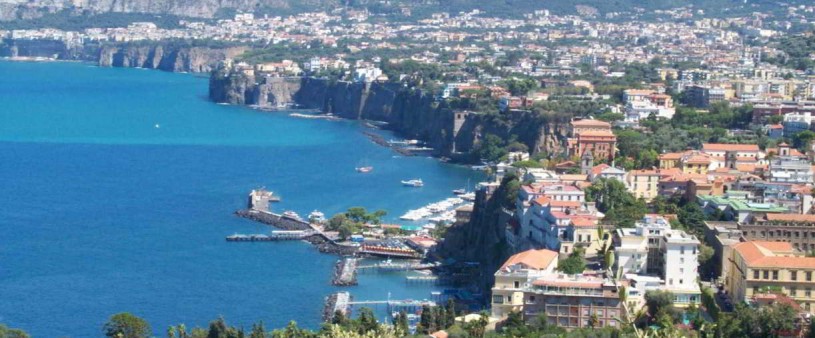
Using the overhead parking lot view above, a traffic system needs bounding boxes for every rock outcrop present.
[0,39,244,73]
[208,67,571,159]
[98,45,247,73]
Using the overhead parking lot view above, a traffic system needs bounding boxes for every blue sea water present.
[0,61,482,337]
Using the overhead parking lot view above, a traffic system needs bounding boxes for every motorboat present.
[401,179,424,187]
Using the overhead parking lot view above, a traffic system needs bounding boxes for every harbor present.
[323,291,436,322]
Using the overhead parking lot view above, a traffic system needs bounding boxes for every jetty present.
[363,131,412,156]
[323,292,351,322]
[405,276,442,285]
[331,258,359,286]
[226,230,315,242]
[357,260,438,272]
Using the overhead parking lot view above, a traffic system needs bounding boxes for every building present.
[724,241,815,313]
[626,169,681,201]
[491,249,559,318]
[567,119,617,162]
[613,215,702,307]
[491,250,623,329]
[741,214,815,252]
[783,112,814,137]
[521,274,623,329]
[768,155,814,184]
[622,89,676,124]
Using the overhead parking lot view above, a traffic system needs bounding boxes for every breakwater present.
[323,292,351,322]
[234,209,358,255]
[331,258,358,286]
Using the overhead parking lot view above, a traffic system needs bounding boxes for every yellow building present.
[725,241,815,313]
[491,249,559,319]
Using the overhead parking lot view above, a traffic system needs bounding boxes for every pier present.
[323,292,436,321]
[331,258,358,286]
[405,276,442,285]
[357,260,439,272]
[226,230,315,242]
[235,208,358,255]
[362,131,413,156]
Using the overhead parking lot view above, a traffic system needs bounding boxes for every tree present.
[249,322,265,338]
[586,177,647,227]
[794,130,815,151]
[445,300,457,328]
[103,313,151,338]
[462,313,488,338]
[417,305,435,334]
[0,324,29,338]
[588,314,600,328]
[645,291,677,324]
[557,248,586,274]
[356,308,378,334]
[393,311,409,336]
[473,134,507,163]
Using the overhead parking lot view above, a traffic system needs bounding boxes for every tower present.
[581,149,594,175]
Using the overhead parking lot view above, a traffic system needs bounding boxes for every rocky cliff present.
[208,68,571,158]
[0,39,244,73]
[98,45,247,73]
[435,175,518,302]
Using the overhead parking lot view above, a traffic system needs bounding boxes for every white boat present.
[461,192,476,201]
[356,166,373,173]
[308,210,326,223]
[401,179,424,187]
[282,210,301,220]
[452,188,466,195]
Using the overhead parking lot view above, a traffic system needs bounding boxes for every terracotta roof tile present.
[500,249,559,270]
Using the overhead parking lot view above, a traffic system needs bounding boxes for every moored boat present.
[401,179,423,187]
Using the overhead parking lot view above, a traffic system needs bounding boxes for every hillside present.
[0,0,809,22]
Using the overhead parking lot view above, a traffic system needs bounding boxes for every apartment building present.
[724,241,815,313]
[491,249,559,318]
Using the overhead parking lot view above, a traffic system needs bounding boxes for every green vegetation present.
[0,11,185,30]
[556,247,586,274]
[325,207,387,240]
[0,324,29,338]
[103,312,151,338]
[765,31,815,71]
[585,177,647,227]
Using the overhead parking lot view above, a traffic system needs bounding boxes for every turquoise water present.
[0,61,481,337]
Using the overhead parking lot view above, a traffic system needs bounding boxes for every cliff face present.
[208,70,571,158]
[0,39,244,73]
[435,177,518,301]
[99,45,247,73]
[0,0,341,20]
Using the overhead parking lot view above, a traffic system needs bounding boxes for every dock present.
[363,131,413,156]
[405,276,441,285]
[331,258,358,286]
[235,208,358,255]
[226,230,315,242]
[323,292,436,320]
[358,260,439,272]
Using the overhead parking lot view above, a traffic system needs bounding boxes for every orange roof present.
[764,214,815,223]
[500,249,559,270]
[550,200,582,208]
[571,217,597,227]
[533,196,551,206]
[732,241,815,268]
[591,163,610,175]
[571,119,611,127]
[560,174,588,181]
[702,143,759,152]
[659,152,685,160]
[578,130,616,137]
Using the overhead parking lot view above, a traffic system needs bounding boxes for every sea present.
[0,61,483,337]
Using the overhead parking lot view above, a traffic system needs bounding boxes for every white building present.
[768,156,814,184]
[614,215,701,307]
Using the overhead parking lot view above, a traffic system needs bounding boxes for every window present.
[681,257,685,264]
[514,281,520,288]
[764,270,769,279]
[806,288,811,297]
[754,270,760,279]
[791,287,797,297]
[492,295,504,304]
[807,271,812,281]
[680,279,684,285]
[773,271,779,280]
[791,271,798,281]
[681,246,685,254]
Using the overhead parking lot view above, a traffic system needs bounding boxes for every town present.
[5,0,815,337]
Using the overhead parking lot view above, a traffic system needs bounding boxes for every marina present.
[399,197,470,222]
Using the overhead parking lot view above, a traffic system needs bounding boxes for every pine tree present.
[445,300,456,327]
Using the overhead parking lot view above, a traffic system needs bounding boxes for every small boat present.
[356,166,373,173]
[452,188,466,195]
[308,210,326,223]
[401,179,424,187]
[282,210,301,220]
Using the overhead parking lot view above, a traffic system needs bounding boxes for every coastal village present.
[7,0,815,337]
